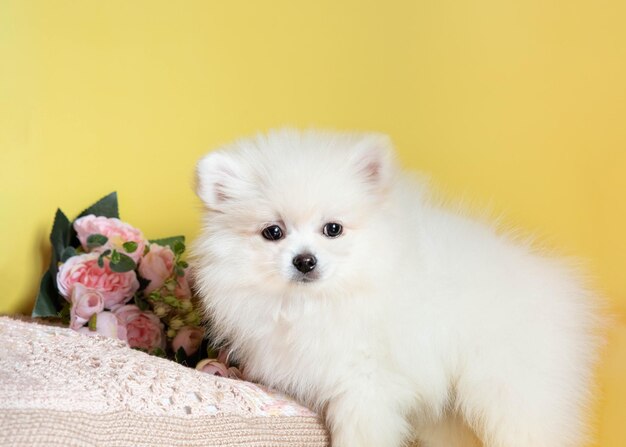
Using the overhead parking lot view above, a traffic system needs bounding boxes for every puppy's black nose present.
[293,253,317,273]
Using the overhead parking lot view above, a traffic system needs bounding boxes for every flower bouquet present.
[33,192,241,378]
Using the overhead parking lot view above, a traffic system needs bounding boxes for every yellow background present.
[1,0,624,444]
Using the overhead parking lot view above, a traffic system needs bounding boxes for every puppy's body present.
[192,130,602,447]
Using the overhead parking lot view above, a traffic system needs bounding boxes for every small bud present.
[180,299,193,313]
[169,316,184,331]
[185,311,201,326]
[165,279,177,292]
[153,303,170,318]
[163,295,181,308]
[88,313,97,331]
[167,328,177,338]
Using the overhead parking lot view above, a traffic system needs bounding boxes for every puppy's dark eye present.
[323,222,343,238]
[262,225,284,241]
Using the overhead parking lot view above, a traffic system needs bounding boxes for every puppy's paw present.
[326,386,413,447]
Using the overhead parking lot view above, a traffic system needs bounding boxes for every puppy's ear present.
[349,133,396,193]
[195,151,249,210]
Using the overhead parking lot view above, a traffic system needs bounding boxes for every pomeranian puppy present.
[192,129,603,447]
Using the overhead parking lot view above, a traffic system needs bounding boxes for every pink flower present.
[196,359,243,379]
[196,359,229,377]
[78,311,127,341]
[74,215,146,263]
[138,244,175,294]
[113,304,165,351]
[172,326,204,356]
[226,366,244,380]
[217,347,230,365]
[57,253,139,309]
[69,283,104,330]
[174,273,192,299]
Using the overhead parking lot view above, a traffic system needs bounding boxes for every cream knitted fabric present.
[0,317,329,446]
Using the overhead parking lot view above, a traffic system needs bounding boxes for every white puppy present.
[192,129,603,447]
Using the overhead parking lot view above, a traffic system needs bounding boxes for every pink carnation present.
[57,252,139,309]
[74,215,146,263]
[113,304,165,351]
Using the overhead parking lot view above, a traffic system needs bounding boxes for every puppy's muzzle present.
[293,253,317,274]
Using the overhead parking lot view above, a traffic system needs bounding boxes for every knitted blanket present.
[0,317,329,446]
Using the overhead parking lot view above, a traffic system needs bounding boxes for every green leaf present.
[175,266,185,277]
[151,347,167,358]
[109,252,136,273]
[173,240,185,256]
[97,249,111,269]
[50,209,72,265]
[137,276,151,293]
[87,234,108,248]
[175,347,188,365]
[206,345,219,360]
[88,313,97,331]
[76,192,120,219]
[110,249,121,264]
[32,271,61,318]
[122,241,138,253]
[50,219,68,282]
[58,302,71,325]
[134,293,149,311]
[60,246,77,262]
[149,235,185,250]
[178,260,189,269]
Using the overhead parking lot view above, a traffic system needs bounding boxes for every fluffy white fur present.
[192,129,603,447]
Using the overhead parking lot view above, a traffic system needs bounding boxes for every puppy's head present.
[194,129,397,296]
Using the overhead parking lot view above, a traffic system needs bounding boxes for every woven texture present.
[0,317,329,447]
